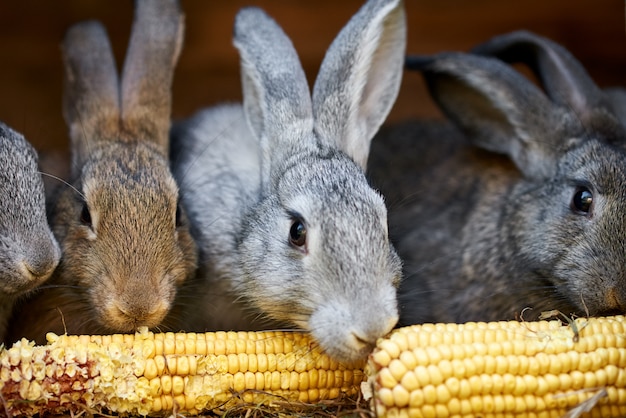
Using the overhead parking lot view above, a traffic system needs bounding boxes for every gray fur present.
[171,0,405,362]
[0,123,60,341]
[8,0,197,344]
[369,31,626,325]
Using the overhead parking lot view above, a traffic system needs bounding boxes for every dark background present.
[0,1,624,158]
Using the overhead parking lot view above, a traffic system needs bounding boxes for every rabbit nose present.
[352,313,398,346]
[114,300,169,329]
[22,243,61,280]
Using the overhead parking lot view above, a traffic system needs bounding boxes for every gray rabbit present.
[170,0,406,362]
[0,123,60,341]
[368,30,626,325]
[8,0,197,343]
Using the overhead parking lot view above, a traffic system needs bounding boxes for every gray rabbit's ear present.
[233,7,315,182]
[471,30,622,138]
[605,88,626,127]
[120,0,184,151]
[312,0,406,171]
[407,53,574,179]
[62,21,120,172]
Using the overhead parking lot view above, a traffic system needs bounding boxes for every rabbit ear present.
[233,7,315,183]
[312,0,406,171]
[470,30,619,132]
[120,0,184,151]
[407,53,574,179]
[62,21,120,172]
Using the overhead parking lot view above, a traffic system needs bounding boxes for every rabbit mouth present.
[101,302,170,333]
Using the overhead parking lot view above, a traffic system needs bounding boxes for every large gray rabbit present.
[0,123,60,341]
[369,30,626,325]
[170,0,406,362]
[8,0,197,343]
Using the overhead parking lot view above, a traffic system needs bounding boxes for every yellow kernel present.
[380,340,401,360]
[414,365,430,386]
[257,353,268,372]
[161,375,172,395]
[422,384,437,404]
[399,350,417,370]
[444,377,460,398]
[447,398,461,415]
[392,385,410,407]
[228,354,239,375]
[149,377,161,397]
[233,371,246,392]
[467,375,482,395]
[378,366,398,388]
[377,387,395,407]
[144,359,158,380]
[177,356,190,376]
[373,349,392,368]
[389,359,408,382]
[400,370,420,392]
[426,364,444,386]
[409,387,424,407]
[436,383,451,404]
[584,371,597,388]
[578,353,592,372]
[171,376,184,396]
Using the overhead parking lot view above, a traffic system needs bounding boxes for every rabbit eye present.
[289,219,307,249]
[175,203,182,227]
[80,203,92,227]
[572,187,593,214]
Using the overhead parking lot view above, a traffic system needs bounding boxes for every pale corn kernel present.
[154,355,166,376]
[152,395,163,412]
[161,375,172,395]
[171,375,184,396]
[380,340,400,360]
[467,375,482,395]
[392,384,410,407]
[377,386,395,407]
[372,348,392,368]
[389,359,407,382]
[400,370,419,392]
[409,386,424,407]
[426,364,444,386]
[378,366,398,390]
[422,384,437,404]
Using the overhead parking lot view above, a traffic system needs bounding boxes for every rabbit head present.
[232,0,406,361]
[403,31,626,319]
[0,123,60,298]
[50,0,197,333]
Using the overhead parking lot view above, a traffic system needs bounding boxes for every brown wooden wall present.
[0,1,624,157]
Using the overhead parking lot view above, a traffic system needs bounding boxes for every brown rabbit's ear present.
[62,21,120,173]
[471,30,623,140]
[120,0,184,151]
[407,53,578,180]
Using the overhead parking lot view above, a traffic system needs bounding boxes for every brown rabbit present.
[368,30,626,325]
[7,0,197,344]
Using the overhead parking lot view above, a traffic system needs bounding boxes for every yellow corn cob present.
[365,315,626,418]
[0,328,366,416]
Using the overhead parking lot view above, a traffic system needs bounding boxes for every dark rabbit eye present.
[175,202,182,227]
[572,188,593,214]
[289,218,307,248]
[80,203,92,227]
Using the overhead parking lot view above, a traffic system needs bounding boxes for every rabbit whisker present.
[37,171,86,201]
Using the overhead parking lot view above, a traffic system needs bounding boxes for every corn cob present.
[365,315,626,418]
[0,328,366,416]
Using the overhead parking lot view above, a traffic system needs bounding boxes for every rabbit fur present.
[7,0,197,344]
[368,30,626,325]
[170,0,406,362]
[0,123,60,341]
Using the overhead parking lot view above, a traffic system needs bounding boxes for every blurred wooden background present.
[0,0,624,156]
